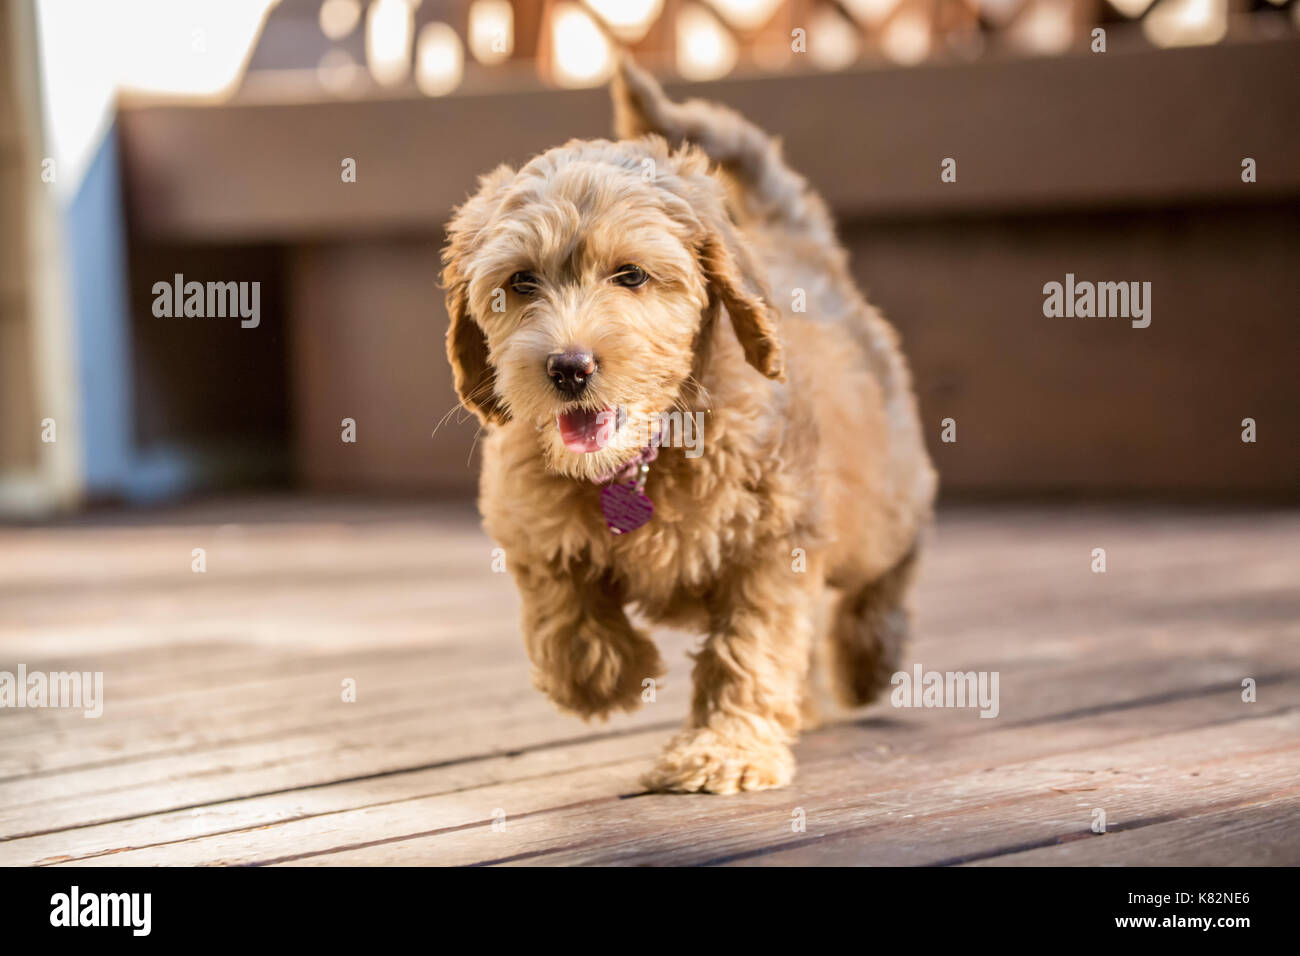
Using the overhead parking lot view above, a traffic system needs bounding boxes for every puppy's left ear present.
[442,165,515,425]
[698,222,785,381]
[445,284,507,425]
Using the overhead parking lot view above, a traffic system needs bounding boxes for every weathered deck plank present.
[1,500,1295,866]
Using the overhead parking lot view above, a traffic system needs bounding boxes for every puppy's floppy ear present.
[643,137,786,382]
[442,165,515,425]
[612,60,787,381]
[698,219,785,381]
[445,288,506,425]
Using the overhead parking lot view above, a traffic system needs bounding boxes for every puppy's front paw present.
[642,727,794,795]
[534,629,664,721]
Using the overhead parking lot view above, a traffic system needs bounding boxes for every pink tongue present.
[557,408,613,453]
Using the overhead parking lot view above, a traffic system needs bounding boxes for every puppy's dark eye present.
[612,265,649,288]
[510,271,540,295]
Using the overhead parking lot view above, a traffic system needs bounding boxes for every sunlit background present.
[28,0,1300,197]
[2,0,1297,517]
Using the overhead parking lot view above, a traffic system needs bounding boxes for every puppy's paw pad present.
[642,729,793,795]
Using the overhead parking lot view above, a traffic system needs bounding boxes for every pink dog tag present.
[601,481,654,534]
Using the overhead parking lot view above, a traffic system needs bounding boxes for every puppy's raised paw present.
[533,630,664,722]
[642,727,794,795]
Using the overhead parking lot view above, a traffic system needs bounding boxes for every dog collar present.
[593,443,658,485]
[597,444,657,534]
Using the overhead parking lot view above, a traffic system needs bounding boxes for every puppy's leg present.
[827,545,919,708]
[515,563,664,721]
[643,554,819,794]
[799,619,829,732]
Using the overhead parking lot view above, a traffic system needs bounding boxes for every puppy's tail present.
[611,58,834,242]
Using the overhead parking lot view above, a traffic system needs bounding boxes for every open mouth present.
[556,406,626,453]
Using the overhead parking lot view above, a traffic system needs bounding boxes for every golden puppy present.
[443,62,936,794]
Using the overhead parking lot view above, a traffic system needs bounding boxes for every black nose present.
[547,350,595,397]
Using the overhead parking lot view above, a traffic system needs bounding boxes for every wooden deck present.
[1,499,1296,866]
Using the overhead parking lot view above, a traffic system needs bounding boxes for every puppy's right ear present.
[442,165,515,425]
